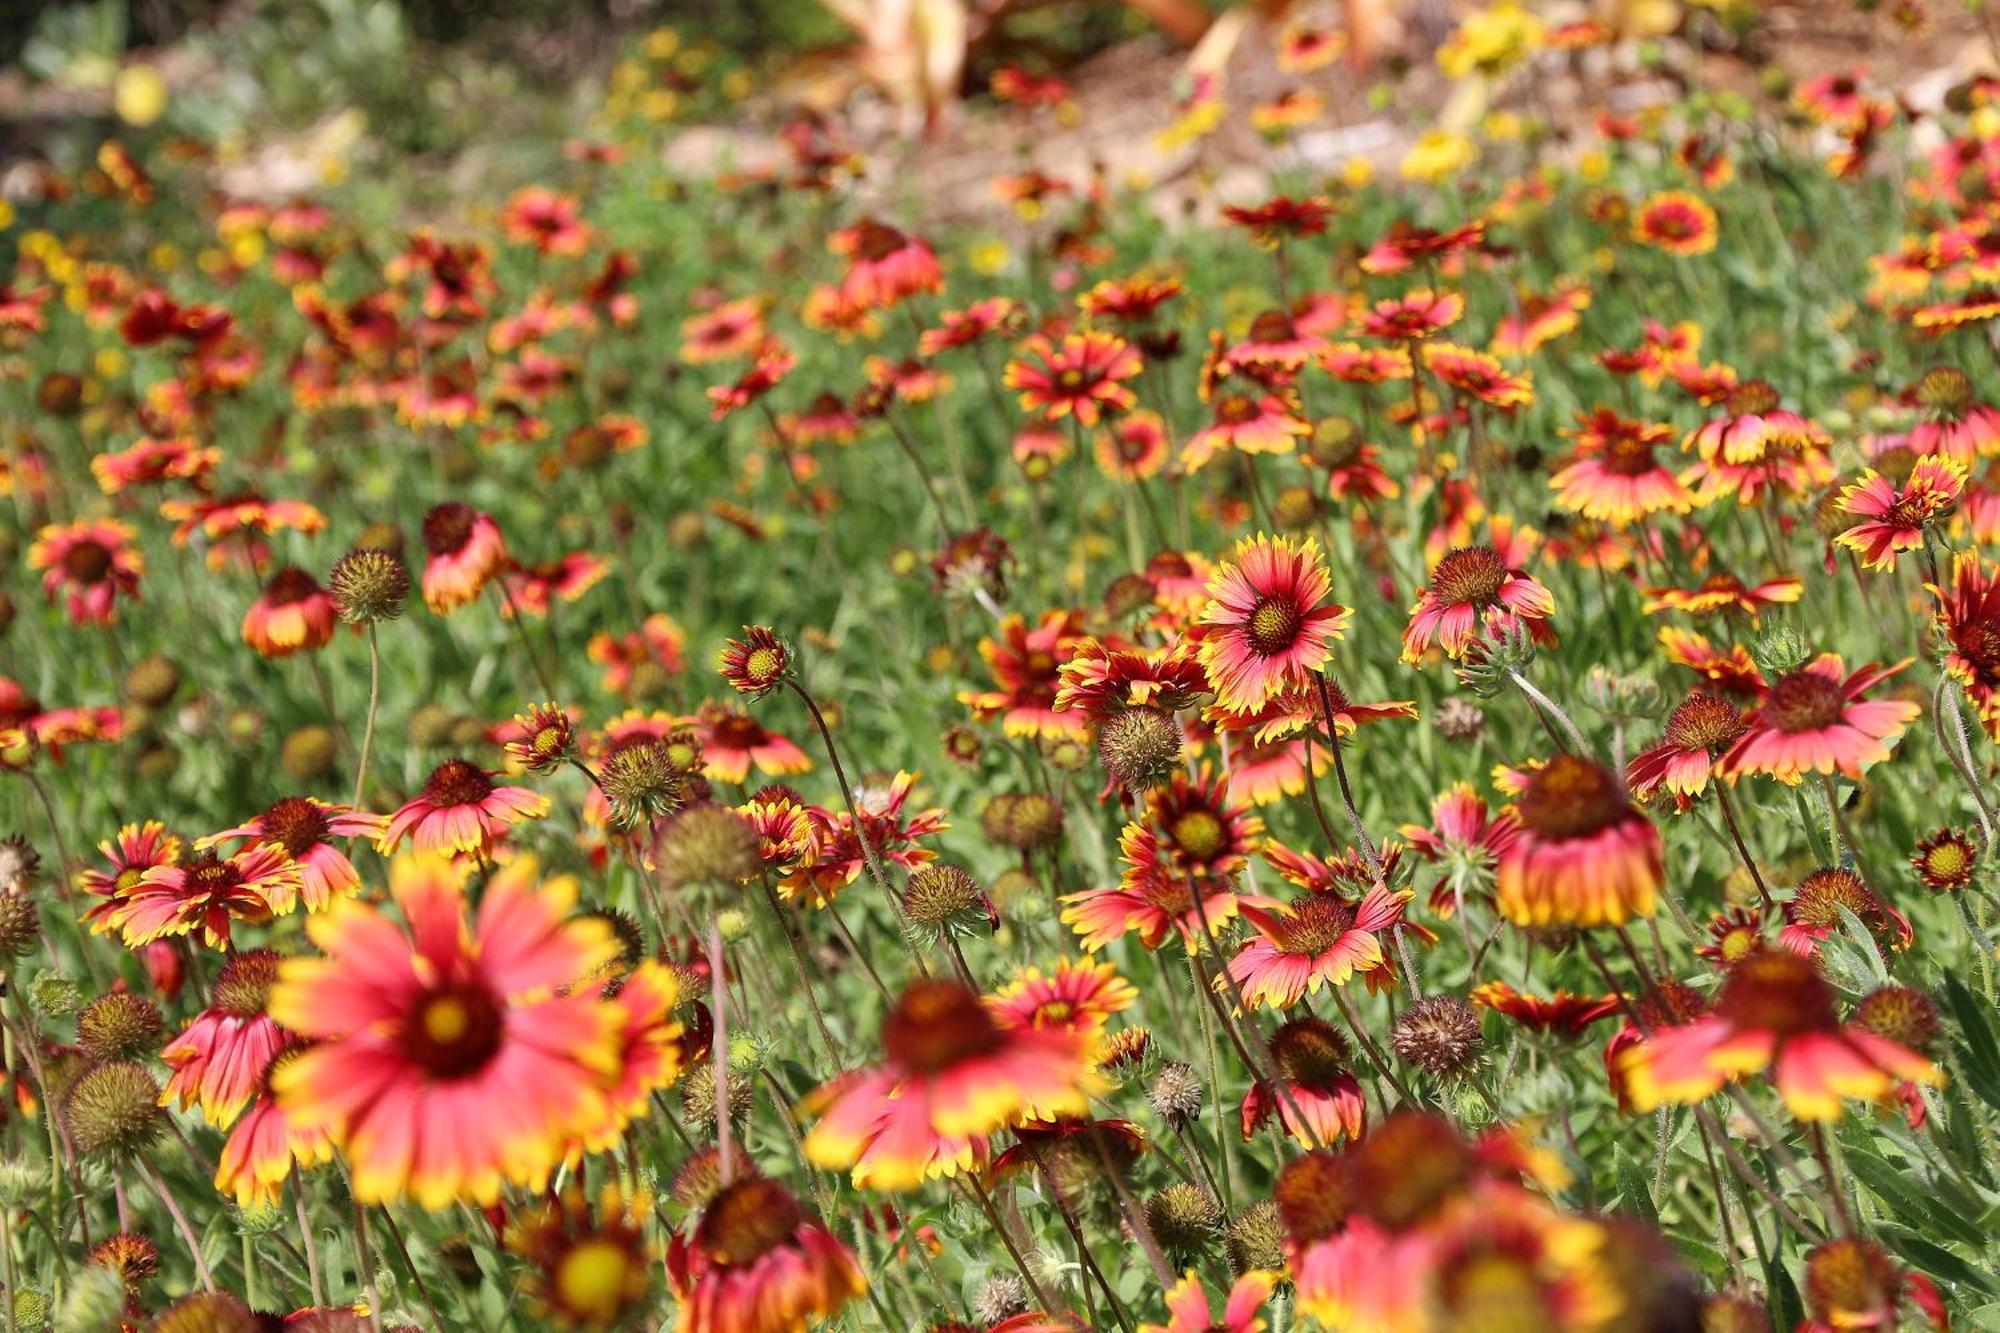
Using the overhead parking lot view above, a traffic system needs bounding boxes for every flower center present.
[552,1239,636,1321]
[1806,1240,1897,1321]
[1274,1151,1351,1242]
[184,852,242,895]
[854,221,905,262]
[743,647,782,685]
[1915,366,1973,415]
[1958,621,2000,675]
[1248,310,1295,344]
[403,983,505,1079]
[1602,429,1658,477]
[213,949,281,1018]
[1515,755,1628,840]
[1217,392,1260,425]
[421,502,477,557]
[1269,1017,1350,1085]
[1428,546,1509,607]
[1663,691,1745,751]
[260,796,330,858]
[1056,367,1088,391]
[1789,867,1873,928]
[1727,379,1780,416]
[880,980,1006,1075]
[63,540,114,585]
[1716,950,1838,1036]
[1245,595,1304,657]
[424,759,495,808]
[1925,841,1970,880]
[1349,1112,1472,1230]
[1440,1253,1551,1333]
[263,566,320,607]
[1169,810,1226,860]
[1274,896,1357,955]
[1761,671,1847,734]
[697,1176,803,1267]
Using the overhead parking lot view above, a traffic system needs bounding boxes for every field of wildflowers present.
[4,1,2000,1329]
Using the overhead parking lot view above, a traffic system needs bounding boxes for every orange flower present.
[1836,456,1965,570]
[1183,388,1311,472]
[379,758,549,858]
[418,502,507,614]
[28,520,144,626]
[1719,655,1920,783]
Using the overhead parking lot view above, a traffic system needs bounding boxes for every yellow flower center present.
[553,1239,636,1322]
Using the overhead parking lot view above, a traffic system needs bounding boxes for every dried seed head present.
[280,726,339,782]
[0,889,38,961]
[122,653,181,707]
[972,1276,1031,1325]
[1145,1060,1205,1127]
[1391,996,1485,1079]
[599,741,687,830]
[901,864,990,939]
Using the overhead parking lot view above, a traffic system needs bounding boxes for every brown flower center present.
[1274,1150,1351,1243]
[1716,950,1838,1036]
[881,980,1005,1075]
[63,540,114,585]
[213,949,281,1019]
[263,566,320,607]
[421,502,477,557]
[402,983,505,1079]
[1217,392,1260,425]
[260,796,330,857]
[1761,671,1847,734]
[1727,379,1780,416]
[1428,546,1509,608]
[1269,1016,1350,1085]
[698,1176,804,1267]
[1348,1111,1472,1231]
[1663,691,1745,752]
[1602,429,1659,477]
[1248,310,1295,344]
[424,759,495,808]
[1273,895,1357,955]
[853,220,906,262]
[1515,755,1629,840]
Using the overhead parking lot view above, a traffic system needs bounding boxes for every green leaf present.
[1614,1147,1658,1227]
[1880,1225,1997,1297]
[1942,975,2000,1112]
[1840,1147,1989,1250]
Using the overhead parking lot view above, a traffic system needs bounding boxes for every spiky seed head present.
[1225,1199,1287,1275]
[972,1276,1031,1325]
[655,805,761,889]
[0,889,39,961]
[599,741,687,830]
[1145,1182,1223,1253]
[76,992,165,1062]
[901,864,990,939]
[328,547,411,624]
[62,1061,163,1160]
[1854,985,1941,1055]
[122,654,181,707]
[280,726,338,782]
[1098,708,1184,792]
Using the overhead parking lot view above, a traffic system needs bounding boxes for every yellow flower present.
[1437,2,1546,79]
[1401,130,1477,182]
[1579,148,1610,182]
[968,239,1010,277]
[113,64,169,127]
[643,27,681,60]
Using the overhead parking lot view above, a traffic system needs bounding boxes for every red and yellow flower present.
[803,979,1102,1190]
[1619,949,1939,1120]
[666,1175,866,1333]
[379,758,549,858]
[29,519,144,626]
[201,796,384,911]
[1496,755,1661,928]
[1005,332,1143,426]
[1197,533,1351,715]
[1719,655,1920,783]
[1836,455,1964,570]
[271,854,623,1207]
